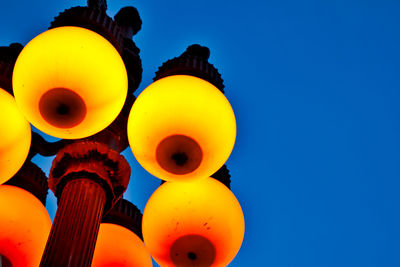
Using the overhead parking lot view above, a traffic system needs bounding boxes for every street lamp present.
[142,177,244,267]
[13,26,128,139]
[0,1,244,266]
[127,74,236,182]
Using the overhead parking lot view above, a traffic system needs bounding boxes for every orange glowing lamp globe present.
[127,75,236,182]
[0,89,31,184]
[92,223,153,267]
[0,185,51,267]
[142,177,244,267]
[13,26,128,139]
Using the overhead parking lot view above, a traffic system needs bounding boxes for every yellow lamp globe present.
[13,26,128,139]
[92,223,153,267]
[0,185,51,267]
[127,75,236,182]
[0,88,31,184]
[142,177,245,267]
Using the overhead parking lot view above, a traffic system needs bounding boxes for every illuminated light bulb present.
[0,185,51,267]
[13,26,128,139]
[0,88,31,184]
[127,75,236,182]
[142,177,244,267]
[92,223,153,267]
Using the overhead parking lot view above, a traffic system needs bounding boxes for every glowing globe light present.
[142,177,244,267]
[0,185,51,267]
[92,223,153,267]
[0,88,31,184]
[127,75,236,182]
[13,26,128,139]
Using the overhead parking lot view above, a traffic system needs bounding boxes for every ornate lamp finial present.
[154,44,225,92]
[87,0,107,11]
[114,6,142,39]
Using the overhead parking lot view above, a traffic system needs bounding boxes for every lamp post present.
[0,1,244,266]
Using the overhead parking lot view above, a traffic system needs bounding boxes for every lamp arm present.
[29,132,73,158]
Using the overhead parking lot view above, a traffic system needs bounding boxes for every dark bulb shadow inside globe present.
[156,134,203,175]
[170,235,215,267]
[39,88,86,128]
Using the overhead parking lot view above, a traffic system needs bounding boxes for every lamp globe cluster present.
[0,0,245,266]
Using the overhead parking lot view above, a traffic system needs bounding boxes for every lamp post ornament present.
[0,0,244,266]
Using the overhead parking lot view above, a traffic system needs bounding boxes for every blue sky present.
[1,0,400,266]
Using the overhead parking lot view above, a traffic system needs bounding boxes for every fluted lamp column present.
[40,142,130,267]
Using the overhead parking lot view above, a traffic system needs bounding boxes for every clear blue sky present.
[1,0,400,266]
